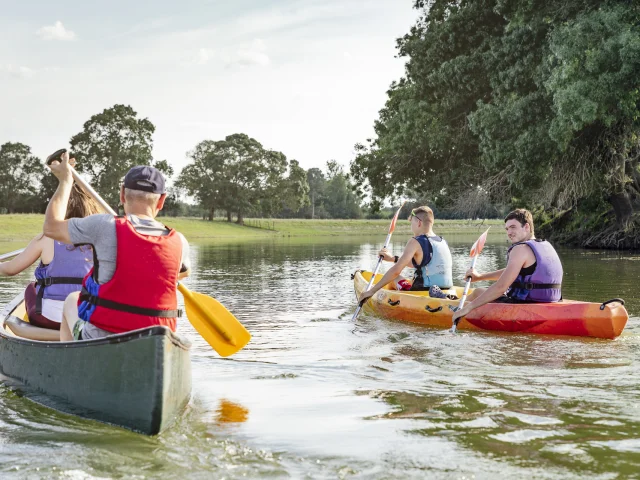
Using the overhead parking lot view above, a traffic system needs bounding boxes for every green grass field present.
[0,214,503,251]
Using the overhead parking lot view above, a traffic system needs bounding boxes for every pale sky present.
[0,0,417,175]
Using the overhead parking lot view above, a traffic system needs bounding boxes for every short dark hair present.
[504,209,534,235]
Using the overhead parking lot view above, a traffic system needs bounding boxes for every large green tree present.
[0,143,45,213]
[175,140,226,221]
[177,134,293,223]
[306,168,326,219]
[323,161,363,219]
[70,104,158,208]
[279,160,310,214]
[352,0,640,246]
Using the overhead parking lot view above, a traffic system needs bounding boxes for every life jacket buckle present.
[524,282,534,290]
[86,294,98,305]
[43,277,54,286]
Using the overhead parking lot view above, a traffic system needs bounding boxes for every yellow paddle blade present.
[178,283,251,357]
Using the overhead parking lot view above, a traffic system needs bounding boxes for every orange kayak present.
[353,271,628,339]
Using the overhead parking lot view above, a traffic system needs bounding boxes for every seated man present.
[44,151,191,341]
[452,209,563,324]
[358,206,453,304]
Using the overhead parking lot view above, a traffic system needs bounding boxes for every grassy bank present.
[0,214,502,248]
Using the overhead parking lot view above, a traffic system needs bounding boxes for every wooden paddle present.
[46,149,250,356]
[352,202,406,321]
[450,227,490,333]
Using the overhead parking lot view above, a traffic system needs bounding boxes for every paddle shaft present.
[451,255,478,332]
[0,248,26,262]
[458,255,477,312]
[64,168,115,215]
[71,169,114,215]
[351,229,393,321]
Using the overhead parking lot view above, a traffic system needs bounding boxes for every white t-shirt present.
[41,299,64,323]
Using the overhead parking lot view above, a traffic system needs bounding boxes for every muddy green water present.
[0,236,638,479]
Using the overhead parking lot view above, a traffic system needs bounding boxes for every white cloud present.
[226,39,270,67]
[36,21,76,41]
[0,64,34,78]
[195,48,214,65]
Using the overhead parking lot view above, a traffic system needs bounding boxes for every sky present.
[0,0,417,175]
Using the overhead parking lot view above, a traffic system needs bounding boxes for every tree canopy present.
[177,134,305,223]
[70,104,164,209]
[0,142,46,214]
[351,0,640,246]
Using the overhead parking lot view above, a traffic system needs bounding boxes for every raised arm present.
[358,238,420,302]
[453,246,529,320]
[43,152,73,244]
[0,234,45,276]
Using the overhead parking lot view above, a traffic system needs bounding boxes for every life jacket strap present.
[35,277,85,315]
[80,288,182,318]
[36,277,84,287]
[509,282,562,290]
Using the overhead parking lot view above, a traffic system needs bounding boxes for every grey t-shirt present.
[68,214,190,284]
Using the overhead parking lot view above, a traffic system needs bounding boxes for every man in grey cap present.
[44,151,190,341]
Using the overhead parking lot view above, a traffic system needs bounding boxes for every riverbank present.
[0,214,502,248]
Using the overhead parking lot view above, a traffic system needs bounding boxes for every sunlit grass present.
[0,214,503,251]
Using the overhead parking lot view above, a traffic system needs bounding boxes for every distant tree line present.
[0,105,364,222]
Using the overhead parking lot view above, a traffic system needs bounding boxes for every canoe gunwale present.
[0,290,193,435]
[1,291,191,351]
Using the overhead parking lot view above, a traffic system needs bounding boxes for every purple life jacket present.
[33,241,93,314]
[506,239,563,302]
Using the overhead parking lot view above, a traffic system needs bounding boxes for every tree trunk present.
[227,210,232,222]
[311,192,315,219]
[236,212,244,225]
[609,191,633,228]
[208,206,214,221]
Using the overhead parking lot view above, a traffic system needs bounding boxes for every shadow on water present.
[0,235,638,478]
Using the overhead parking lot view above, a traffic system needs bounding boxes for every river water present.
[0,235,638,479]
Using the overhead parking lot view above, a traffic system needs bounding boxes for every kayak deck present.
[353,270,628,339]
[0,291,192,435]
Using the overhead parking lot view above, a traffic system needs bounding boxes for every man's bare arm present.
[463,247,529,311]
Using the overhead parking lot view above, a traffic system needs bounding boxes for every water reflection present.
[214,399,249,425]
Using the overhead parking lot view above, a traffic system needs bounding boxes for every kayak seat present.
[5,316,60,341]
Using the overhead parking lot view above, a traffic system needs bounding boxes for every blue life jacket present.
[412,235,453,289]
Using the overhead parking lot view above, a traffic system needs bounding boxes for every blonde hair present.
[412,206,434,226]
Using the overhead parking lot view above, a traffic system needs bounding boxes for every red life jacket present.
[77,216,182,333]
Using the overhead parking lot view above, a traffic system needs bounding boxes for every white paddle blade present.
[469,228,490,257]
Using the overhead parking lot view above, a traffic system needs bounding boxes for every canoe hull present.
[0,293,192,435]
[353,271,628,339]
